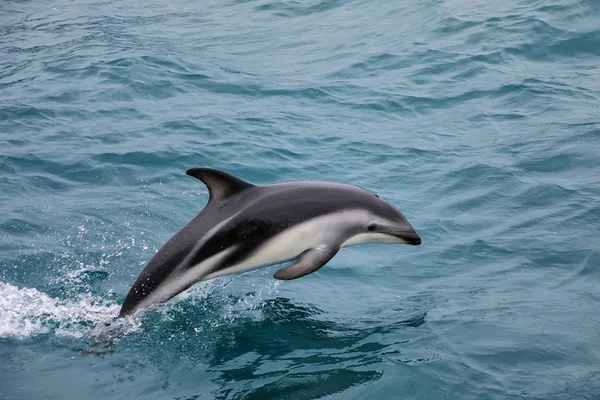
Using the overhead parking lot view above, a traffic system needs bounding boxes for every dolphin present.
[118,168,421,317]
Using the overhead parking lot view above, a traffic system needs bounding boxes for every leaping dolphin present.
[119,168,421,317]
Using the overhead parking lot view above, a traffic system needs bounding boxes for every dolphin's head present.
[342,190,421,247]
[371,192,421,245]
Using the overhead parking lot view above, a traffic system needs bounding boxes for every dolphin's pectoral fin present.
[186,168,255,203]
[273,247,339,280]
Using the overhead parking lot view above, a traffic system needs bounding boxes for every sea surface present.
[1,0,600,398]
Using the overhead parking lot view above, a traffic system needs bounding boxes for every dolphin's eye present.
[368,224,377,232]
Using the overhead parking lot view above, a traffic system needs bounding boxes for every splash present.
[0,281,126,339]
[0,270,284,349]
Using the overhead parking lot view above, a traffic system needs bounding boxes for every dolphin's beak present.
[384,225,421,245]
[396,230,421,245]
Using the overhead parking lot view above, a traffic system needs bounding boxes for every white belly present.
[135,210,376,313]
[203,210,369,280]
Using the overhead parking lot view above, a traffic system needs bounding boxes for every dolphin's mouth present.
[392,231,421,245]
[406,233,421,245]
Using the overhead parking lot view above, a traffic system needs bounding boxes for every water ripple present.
[2,0,600,398]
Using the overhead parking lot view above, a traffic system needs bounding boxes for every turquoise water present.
[1,0,600,398]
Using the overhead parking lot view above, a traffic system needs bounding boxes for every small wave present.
[0,281,123,339]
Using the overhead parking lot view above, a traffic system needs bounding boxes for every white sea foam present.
[0,281,125,339]
[0,269,283,342]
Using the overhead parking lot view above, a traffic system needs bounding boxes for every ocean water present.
[1,0,600,398]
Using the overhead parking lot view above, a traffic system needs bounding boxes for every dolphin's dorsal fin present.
[186,168,254,203]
